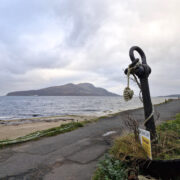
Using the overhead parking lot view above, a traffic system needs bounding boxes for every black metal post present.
[126,46,157,140]
[140,78,157,140]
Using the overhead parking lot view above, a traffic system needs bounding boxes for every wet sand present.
[0,115,95,140]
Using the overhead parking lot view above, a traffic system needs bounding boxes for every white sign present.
[139,128,152,160]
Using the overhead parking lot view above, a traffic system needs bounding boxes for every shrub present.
[92,154,127,180]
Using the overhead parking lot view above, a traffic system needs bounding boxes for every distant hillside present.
[6,83,119,96]
[163,94,180,97]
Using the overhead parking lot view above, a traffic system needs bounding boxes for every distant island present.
[6,83,119,96]
[163,94,180,98]
[158,94,180,98]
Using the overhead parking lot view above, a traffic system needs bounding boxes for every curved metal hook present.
[129,46,147,64]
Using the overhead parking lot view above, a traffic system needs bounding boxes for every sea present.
[0,96,172,121]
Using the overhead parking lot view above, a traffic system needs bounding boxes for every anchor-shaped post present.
[125,46,157,141]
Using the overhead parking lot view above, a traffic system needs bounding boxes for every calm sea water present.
[0,96,169,120]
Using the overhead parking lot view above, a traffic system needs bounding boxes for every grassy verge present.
[0,115,105,148]
[112,113,180,161]
[157,112,180,133]
[93,113,180,180]
[0,122,83,148]
[154,113,180,160]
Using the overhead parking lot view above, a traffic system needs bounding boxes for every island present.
[6,83,119,96]
[164,94,180,98]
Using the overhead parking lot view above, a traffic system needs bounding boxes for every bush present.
[92,154,127,180]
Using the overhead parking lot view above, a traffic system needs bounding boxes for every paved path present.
[0,100,180,180]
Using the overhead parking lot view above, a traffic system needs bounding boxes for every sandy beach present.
[0,115,96,140]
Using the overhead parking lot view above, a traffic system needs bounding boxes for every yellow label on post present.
[142,136,152,159]
[139,128,152,160]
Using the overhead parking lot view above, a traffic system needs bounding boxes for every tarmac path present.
[0,99,180,180]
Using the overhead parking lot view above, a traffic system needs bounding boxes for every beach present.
[0,97,177,140]
[0,115,95,140]
[0,96,171,140]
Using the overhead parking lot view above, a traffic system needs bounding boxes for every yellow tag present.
[139,128,152,160]
[142,136,152,159]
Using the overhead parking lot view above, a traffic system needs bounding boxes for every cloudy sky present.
[0,0,180,96]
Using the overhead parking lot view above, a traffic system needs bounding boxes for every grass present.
[153,113,180,160]
[0,122,83,148]
[110,134,147,161]
[93,113,180,179]
[157,113,180,134]
[110,113,180,161]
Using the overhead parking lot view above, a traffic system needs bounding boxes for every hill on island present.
[158,94,180,98]
[6,83,119,96]
[164,94,180,97]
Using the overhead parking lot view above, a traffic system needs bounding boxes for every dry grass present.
[110,113,180,161]
[110,134,147,161]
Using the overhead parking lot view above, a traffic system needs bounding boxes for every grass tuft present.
[110,134,147,161]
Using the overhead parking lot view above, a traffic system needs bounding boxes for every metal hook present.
[129,46,147,64]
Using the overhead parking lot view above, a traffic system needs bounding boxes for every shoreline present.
[0,115,96,125]
[0,97,174,124]
[0,115,95,140]
[0,98,178,140]
[0,97,174,125]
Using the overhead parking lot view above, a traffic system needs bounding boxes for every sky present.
[0,0,180,96]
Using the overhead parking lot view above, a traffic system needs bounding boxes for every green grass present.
[154,113,180,160]
[157,113,180,135]
[0,122,83,148]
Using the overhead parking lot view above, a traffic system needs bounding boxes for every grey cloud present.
[0,0,180,96]
[53,0,110,47]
